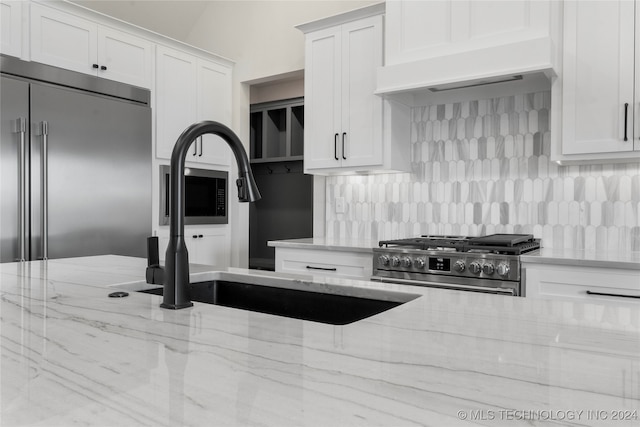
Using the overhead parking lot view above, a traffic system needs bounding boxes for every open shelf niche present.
[250,97,304,163]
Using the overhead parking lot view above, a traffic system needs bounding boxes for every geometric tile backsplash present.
[325,91,640,251]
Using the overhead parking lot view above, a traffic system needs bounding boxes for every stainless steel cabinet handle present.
[334,133,339,161]
[306,265,337,272]
[371,276,516,295]
[342,132,347,160]
[624,103,629,141]
[586,290,639,299]
[16,118,27,262]
[41,121,49,260]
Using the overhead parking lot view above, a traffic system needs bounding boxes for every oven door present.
[371,271,520,296]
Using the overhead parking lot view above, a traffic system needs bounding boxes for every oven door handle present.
[371,276,516,295]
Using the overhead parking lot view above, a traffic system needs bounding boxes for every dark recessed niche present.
[250,97,304,163]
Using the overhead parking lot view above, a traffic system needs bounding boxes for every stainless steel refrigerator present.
[0,56,151,262]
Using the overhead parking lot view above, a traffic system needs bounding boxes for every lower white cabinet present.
[275,247,372,280]
[524,263,640,304]
[157,227,230,268]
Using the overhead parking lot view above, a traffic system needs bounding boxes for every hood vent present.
[375,36,557,105]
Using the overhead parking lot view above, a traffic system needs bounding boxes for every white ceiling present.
[71,1,211,42]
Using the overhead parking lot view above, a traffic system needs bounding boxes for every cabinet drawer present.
[525,264,640,304]
[275,248,372,279]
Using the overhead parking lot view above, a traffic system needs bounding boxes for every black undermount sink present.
[139,280,406,325]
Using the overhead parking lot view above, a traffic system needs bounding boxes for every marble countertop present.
[521,248,640,270]
[267,237,377,253]
[1,255,639,426]
[269,238,640,270]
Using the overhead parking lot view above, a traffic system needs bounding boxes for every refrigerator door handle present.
[40,121,49,260]
[16,118,27,262]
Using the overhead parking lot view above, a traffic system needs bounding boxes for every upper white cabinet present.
[0,1,23,58]
[554,0,640,162]
[298,3,410,174]
[378,0,559,97]
[30,3,153,88]
[155,45,232,166]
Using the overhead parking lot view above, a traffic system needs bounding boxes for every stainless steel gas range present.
[371,234,541,296]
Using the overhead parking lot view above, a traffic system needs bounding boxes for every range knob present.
[496,263,511,277]
[469,261,482,275]
[483,263,495,275]
[414,258,426,269]
[401,257,412,268]
[378,255,390,266]
[454,260,466,272]
[391,256,401,267]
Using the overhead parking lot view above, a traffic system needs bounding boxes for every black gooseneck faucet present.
[161,121,261,309]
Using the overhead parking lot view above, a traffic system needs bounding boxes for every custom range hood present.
[376,1,561,105]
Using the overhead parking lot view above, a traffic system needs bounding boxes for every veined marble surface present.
[267,237,377,253]
[269,238,640,270]
[521,248,640,270]
[1,255,639,426]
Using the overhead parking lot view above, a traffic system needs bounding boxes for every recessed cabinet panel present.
[0,1,22,58]
[98,27,152,88]
[156,46,197,160]
[304,29,342,169]
[341,19,382,168]
[197,59,232,166]
[30,4,97,75]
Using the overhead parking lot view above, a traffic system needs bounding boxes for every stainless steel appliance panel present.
[0,76,29,262]
[28,82,151,259]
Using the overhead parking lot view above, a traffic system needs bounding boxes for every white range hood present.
[376,0,561,105]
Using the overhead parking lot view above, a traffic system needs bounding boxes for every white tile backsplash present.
[325,90,640,251]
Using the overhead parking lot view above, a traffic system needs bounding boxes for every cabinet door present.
[97,27,153,89]
[0,1,22,58]
[562,0,636,155]
[340,15,383,168]
[30,3,98,75]
[156,45,197,159]
[304,26,342,170]
[196,58,232,166]
[191,231,231,268]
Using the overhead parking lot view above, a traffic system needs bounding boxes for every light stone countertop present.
[267,237,377,253]
[269,238,640,270]
[1,255,639,426]
[521,248,640,270]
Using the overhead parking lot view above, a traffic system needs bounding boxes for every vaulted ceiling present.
[72,1,210,42]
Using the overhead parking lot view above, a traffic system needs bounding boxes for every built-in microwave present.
[159,165,228,225]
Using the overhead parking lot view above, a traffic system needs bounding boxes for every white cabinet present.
[0,1,23,58]
[524,263,640,305]
[299,5,410,174]
[157,227,230,268]
[29,3,152,88]
[385,0,554,66]
[275,247,372,280]
[555,0,640,161]
[156,45,232,166]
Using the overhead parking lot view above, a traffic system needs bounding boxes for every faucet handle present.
[146,237,164,285]
[147,236,160,267]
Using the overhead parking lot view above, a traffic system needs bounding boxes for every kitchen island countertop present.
[1,255,639,426]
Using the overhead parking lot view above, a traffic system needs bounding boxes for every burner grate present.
[379,234,540,255]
